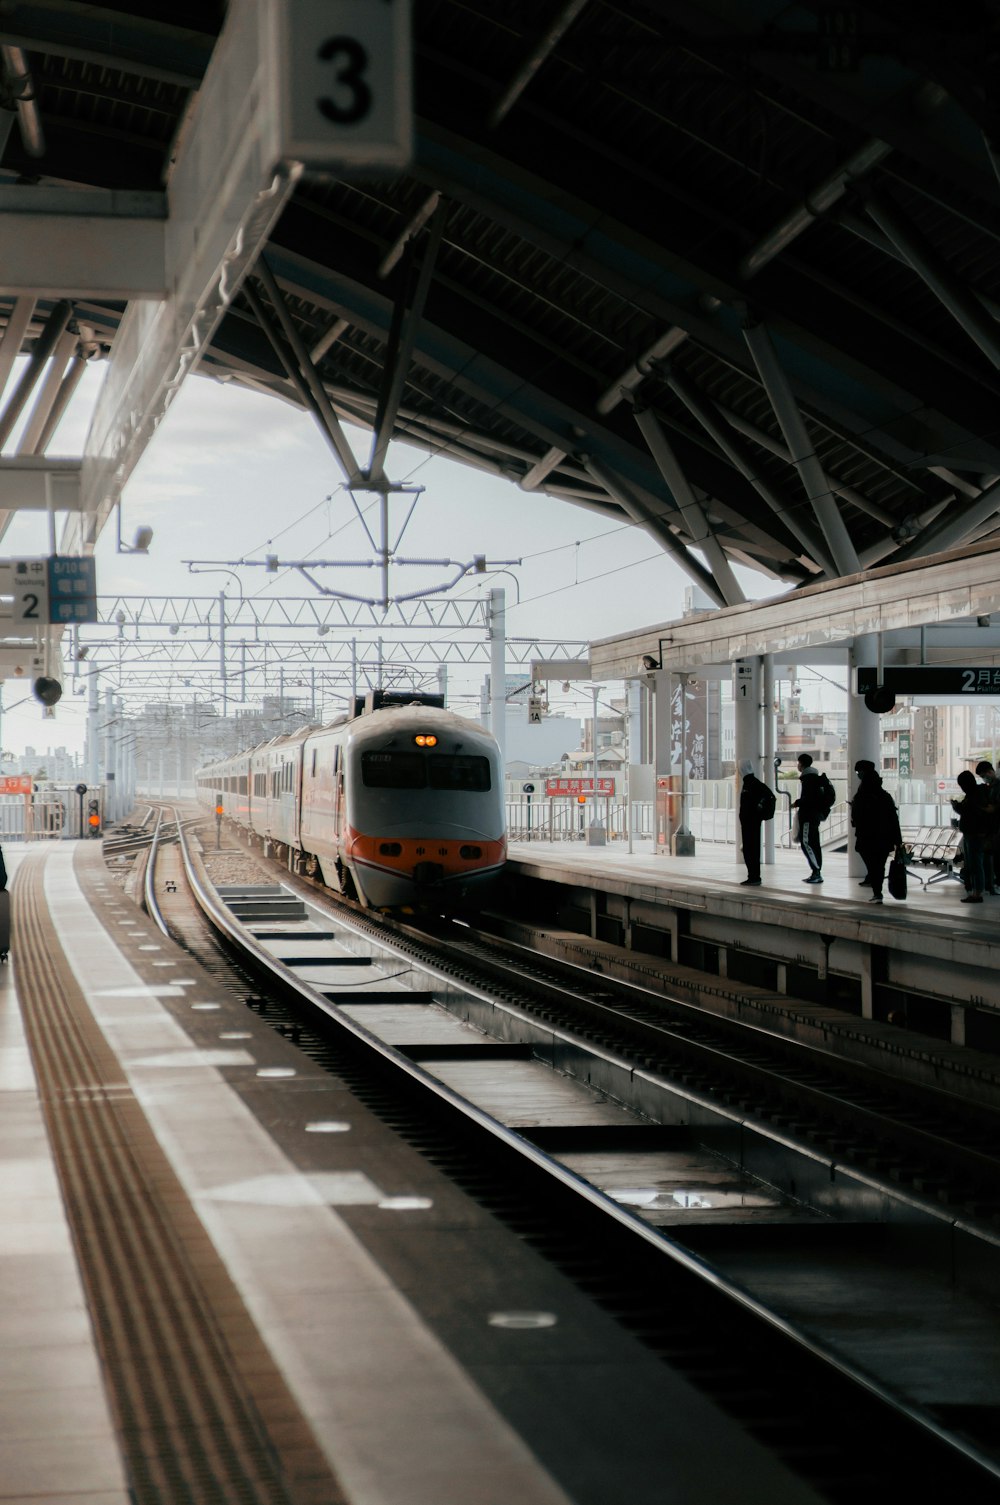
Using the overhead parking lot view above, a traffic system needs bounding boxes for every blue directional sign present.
[46,555,97,624]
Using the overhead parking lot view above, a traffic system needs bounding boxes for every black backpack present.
[816,773,836,820]
[757,785,776,821]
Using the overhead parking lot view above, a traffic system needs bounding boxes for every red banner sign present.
[0,775,32,795]
[544,777,614,796]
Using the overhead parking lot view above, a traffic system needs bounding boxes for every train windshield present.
[361,751,491,791]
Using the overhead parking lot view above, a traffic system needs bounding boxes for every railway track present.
[137,813,1000,1504]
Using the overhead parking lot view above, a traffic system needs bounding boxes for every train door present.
[333,744,343,836]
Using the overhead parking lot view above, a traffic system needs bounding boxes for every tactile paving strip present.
[13,851,348,1505]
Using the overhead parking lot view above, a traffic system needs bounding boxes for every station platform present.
[0,839,823,1505]
[504,838,1000,1098]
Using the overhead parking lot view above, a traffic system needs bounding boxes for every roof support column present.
[847,635,882,883]
[890,477,1000,562]
[0,300,72,449]
[16,326,78,454]
[743,319,861,578]
[0,298,35,396]
[699,396,897,531]
[733,658,762,869]
[762,654,776,868]
[520,445,567,490]
[34,353,89,453]
[664,368,837,575]
[650,671,673,858]
[489,587,506,767]
[368,203,445,482]
[249,259,360,483]
[864,190,1000,372]
[632,405,745,606]
[580,454,728,608]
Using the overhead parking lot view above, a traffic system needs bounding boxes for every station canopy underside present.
[2,1,1000,623]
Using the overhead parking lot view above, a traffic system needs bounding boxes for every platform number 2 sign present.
[282,1,412,169]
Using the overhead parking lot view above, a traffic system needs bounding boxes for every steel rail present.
[171,824,1000,1493]
[436,924,1000,1207]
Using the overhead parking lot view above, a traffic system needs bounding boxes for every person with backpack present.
[792,752,832,884]
[737,757,775,886]
[850,760,902,904]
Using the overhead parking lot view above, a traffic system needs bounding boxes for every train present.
[195,692,507,910]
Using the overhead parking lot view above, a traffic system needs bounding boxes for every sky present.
[0,357,824,757]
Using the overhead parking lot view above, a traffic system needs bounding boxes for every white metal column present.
[762,653,776,866]
[489,588,506,766]
[847,634,882,878]
[733,658,761,866]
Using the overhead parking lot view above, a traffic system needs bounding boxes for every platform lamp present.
[115,503,153,554]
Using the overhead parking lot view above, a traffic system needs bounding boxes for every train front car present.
[344,705,506,910]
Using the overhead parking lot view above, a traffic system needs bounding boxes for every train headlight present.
[414,734,438,747]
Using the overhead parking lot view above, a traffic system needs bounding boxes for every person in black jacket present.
[974,761,1000,894]
[850,760,901,904]
[952,769,994,903]
[791,753,824,883]
[737,758,770,886]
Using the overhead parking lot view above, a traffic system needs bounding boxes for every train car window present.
[361,751,425,788]
[428,755,491,791]
[240,776,248,794]
[311,749,317,777]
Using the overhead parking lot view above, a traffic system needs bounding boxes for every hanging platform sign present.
[0,558,49,625]
[46,556,98,624]
[858,666,1000,696]
[277,0,412,169]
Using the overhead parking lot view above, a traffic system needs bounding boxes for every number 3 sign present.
[279,0,412,169]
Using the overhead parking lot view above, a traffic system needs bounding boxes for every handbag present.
[887,849,908,901]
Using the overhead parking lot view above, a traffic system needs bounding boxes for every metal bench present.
[901,826,964,887]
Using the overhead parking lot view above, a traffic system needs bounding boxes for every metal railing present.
[506,799,654,842]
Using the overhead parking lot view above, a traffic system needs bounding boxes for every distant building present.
[15,745,82,780]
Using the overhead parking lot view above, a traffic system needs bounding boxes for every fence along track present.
[12,849,346,1505]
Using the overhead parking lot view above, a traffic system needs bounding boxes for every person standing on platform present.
[974,761,1000,894]
[952,769,994,904]
[850,760,901,904]
[792,753,824,884]
[737,758,775,886]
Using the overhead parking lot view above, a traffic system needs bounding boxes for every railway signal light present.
[87,799,101,836]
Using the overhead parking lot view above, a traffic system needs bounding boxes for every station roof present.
[3,1,1000,608]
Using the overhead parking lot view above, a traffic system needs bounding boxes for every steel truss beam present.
[65,0,300,554]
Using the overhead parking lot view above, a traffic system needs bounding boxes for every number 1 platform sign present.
[277,0,412,170]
